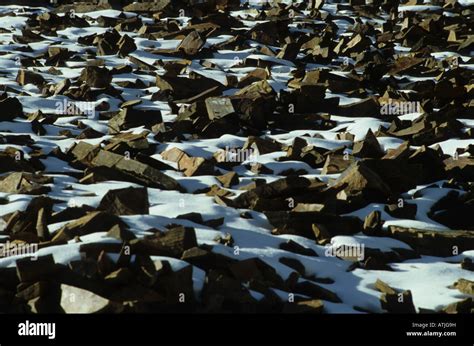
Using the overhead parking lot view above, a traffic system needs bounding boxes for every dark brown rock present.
[98,187,149,215]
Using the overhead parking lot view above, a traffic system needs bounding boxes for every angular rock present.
[78,66,112,88]
[16,69,46,87]
[0,172,51,195]
[52,212,125,242]
[130,226,198,258]
[98,187,149,215]
[374,279,416,313]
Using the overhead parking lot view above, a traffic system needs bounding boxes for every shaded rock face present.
[0,0,472,316]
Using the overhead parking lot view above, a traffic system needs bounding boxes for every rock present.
[106,224,136,241]
[363,210,383,235]
[16,69,46,86]
[293,280,341,303]
[104,267,134,285]
[216,171,239,188]
[78,66,112,88]
[336,97,380,117]
[0,96,23,121]
[161,147,188,163]
[52,212,125,242]
[69,142,182,191]
[98,187,149,215]
[329,162,392,204]
[178,155,215,177]
[130,226,198,258]
[352,129,384,158]
[249,162,273,174]
[385,202,417,219]
[229,258,286,289]
[16,255,58,283]
[232,176,313,209]
[0,172,51,195]
[374,279,416,313]
[123,0,172,13]
[117,34,137,57]
[461,258,474,271]
[60,284,121,313]
[242,136,281,155]
[279,257,306,275]
[205,97,235,120]
[321,154,354,175]
[178,30,205,56]
[450,279,474,295]
[429,188,473,231]
[283,299,324,313]
[384,226,474,257]
[154,265,195,306]
[4,196,54,242]
[181,246,235,270]
[201,269,258,313]
[50,205,95,224]
[361,159,422,196]
[442,298,473,314]
[104,131,151,154]
[279,240,318,257]
[155,74,222,101]
[383,141,412,160]
[444,157,474,181]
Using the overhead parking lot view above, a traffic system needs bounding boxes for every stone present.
[374,279,416,313]
[229,258,285,289]
[461,258,474,271]
[130,226,198,258]
[451,279,474,295]
[181,246,235,270]
[279,240,318,257]
[363,210,383,235]
[0,96,23,121]
[69,142,182,191]
[321,154,354,175]
[60,284,121,313]
[283,299,324,313]
[52,212,125,242]
[205,97,235,120]
[216,171,239,188]
[383,226,474,257]
[106,224,136,242]
[329,162,392,203]
[0,172,51,195]
[385,202,417,219]
[293,280,341,303]
[109,107,163,134]
[98,187,149,215]
[4,196,54,242]
[178,156,215,177]
[16,255,58,283]
[78,66,112,88]
[352,129,384,158]
[117,34,137,57]
[178,30,205,56]
[16,69,46,86]
[155,74,222,101]
[442,298,473,314]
